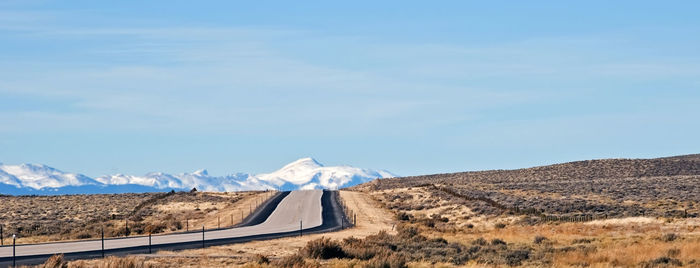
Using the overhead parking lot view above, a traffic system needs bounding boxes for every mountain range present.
[0,158,395,195]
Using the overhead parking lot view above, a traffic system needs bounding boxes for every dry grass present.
[370,185,700,267]
[0,191,272,244]
[0,193,156,243]
[21,254,162,268]
[434,218,700,265]
[69,256,161,268]
[552,237,700,267]
[358,156,700,267]
[350,156,700,267]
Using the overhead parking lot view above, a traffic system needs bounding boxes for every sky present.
[1,1,699,178]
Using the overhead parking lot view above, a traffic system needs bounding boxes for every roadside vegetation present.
[0,190,270,244]
[343,155,700,267]
[356,156,700,220]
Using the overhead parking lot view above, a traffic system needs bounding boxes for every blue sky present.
[1,1,699,177]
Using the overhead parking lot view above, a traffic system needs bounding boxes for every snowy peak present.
[0,158,396,194]
[281,157,324,169]
[0,163,100,190]
[256,158,395,190]
[193,169,208,176]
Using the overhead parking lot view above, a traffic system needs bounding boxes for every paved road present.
[0,190,346,266]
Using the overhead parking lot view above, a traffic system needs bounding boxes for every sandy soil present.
[584,216,663,226]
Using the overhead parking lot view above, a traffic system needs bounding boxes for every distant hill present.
[356,154,700,191]
[355,154,700,218]
[661,153,700,161]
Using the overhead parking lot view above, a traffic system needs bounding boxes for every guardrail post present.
[231,214,233,226]
[148,233,152,254]
[201,225,205,249]
[299,220,302,237]
[125,219,129,237]
[1,224,3,246]
[101,227,104,258]
[218,216,220,229]
[186,219,189,232]
[354,213,356,226]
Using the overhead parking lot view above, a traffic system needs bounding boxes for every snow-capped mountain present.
[257,158,395,190]
[0,158,395,194]
[0,163,100,189]
[95,171,259,192]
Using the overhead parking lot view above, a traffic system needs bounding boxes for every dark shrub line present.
[130,190,177,218]
[415,184,692,223]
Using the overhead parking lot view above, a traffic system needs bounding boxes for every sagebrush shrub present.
[365,253,407,268]
[533,236,547,244]
[505,249,530,266]
[253,254,269,264]
[491,238,506,246]
[472,237,487,246]
[396,225,418,239]
[41,254,67,268]
[644,256,683,267]
[275,254,308,268]
[661,233,679,242]
[302,237,346,259]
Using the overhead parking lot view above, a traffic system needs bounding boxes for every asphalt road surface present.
[0,190,349,267]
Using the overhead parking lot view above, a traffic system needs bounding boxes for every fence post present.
[13,234,16,267]
[186,219,189,232]
[125,219,129,237]
[354,213,356,226]
[218,216,220,229]
[101,227,105,258]
[231,214,233,226]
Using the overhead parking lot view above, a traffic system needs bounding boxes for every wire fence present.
[0,191,278,246]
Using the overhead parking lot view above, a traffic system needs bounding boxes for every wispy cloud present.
[2,8,699,139]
